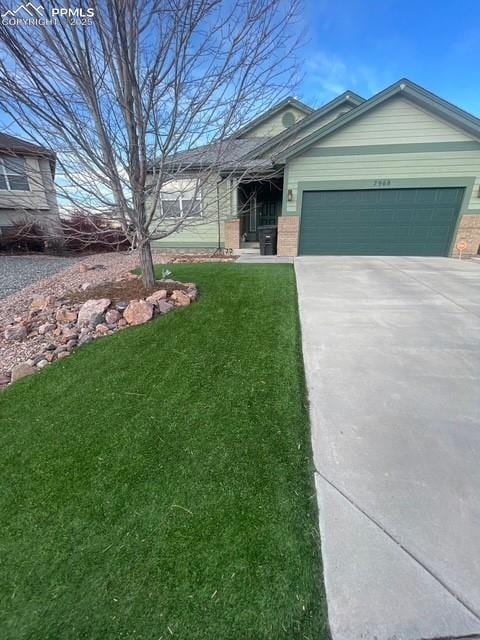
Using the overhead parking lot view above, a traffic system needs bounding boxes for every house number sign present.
[373,179,391,187]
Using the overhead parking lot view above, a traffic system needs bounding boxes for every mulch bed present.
[65,279,189,306]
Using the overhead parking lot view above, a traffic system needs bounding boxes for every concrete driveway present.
[295,257,480,640]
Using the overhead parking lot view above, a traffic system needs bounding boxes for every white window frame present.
[0,156,30,192]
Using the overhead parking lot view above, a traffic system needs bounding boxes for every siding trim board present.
[277,79,480,161]
[301,141,480,157]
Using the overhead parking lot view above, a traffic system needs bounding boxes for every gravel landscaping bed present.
[0,252,144,374]
[0,251,234,377]
[0,255,78,299]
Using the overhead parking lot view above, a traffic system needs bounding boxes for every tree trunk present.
[139,240,156,287]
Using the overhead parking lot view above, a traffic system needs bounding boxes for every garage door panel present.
[299,188,463,256]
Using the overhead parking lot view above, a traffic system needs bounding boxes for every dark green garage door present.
[299,187,464,256]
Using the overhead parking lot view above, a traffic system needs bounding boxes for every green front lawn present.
[0,263,328,640]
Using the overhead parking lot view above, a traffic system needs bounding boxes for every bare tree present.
[0,0,301,285]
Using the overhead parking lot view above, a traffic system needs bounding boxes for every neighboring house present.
[0,133,59,235]
[151,78,480,257]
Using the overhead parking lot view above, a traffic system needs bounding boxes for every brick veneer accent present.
[224,218,240,250]
[277,216,300,257]
[452,214,480,257]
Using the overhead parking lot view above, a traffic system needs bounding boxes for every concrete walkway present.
[235,254,293,263]
[295,256,480,640]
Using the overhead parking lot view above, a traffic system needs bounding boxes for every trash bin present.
[258,225,278,256]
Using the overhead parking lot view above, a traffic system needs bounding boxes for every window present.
[161,199,182,218]
[282,111,296,128]
[160,180,202,218]
[181,199,201,217]
[0,156,30,191]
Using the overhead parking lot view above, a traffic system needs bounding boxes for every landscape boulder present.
[170,290,191,307]
[38,322,56,335]
[2,278,199,390]
[95,323,109,335]
[186,287,198,301]
[62,326,79,339]
[77,298,111,327]
[123,299,154,325]
[105,309,121,324]
[4,324,27,341]
[29,295,54,316]
[115,301,129,313]
[157,300,174,314]
[11,362,36,382]
[56,307,78,324]
[146,289,167,306]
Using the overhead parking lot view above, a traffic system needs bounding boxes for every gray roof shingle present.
[0,132,54,157]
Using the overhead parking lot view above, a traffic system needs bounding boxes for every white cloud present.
[305,50,388,105]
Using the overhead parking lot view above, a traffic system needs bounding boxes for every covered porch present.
[223,174,299,257]
[237,176,283,245]
[224,173,299,257]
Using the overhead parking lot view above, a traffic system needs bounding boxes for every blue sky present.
[299,0,480,116]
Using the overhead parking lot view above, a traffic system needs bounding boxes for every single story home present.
[151,78,480,257]
[0,133,59,235]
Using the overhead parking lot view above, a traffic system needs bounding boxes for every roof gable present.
[277,79,480,161]
[251,91,364,158]
[234,97,313,139]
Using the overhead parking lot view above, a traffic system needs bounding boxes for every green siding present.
[312,97,473,147]
[285,150,480,216]
[149,175,236,248]
[241,105,308,138]
[299,187,463,256]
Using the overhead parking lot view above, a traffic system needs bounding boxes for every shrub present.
[0,221,46,253]
[61,212,131,253]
